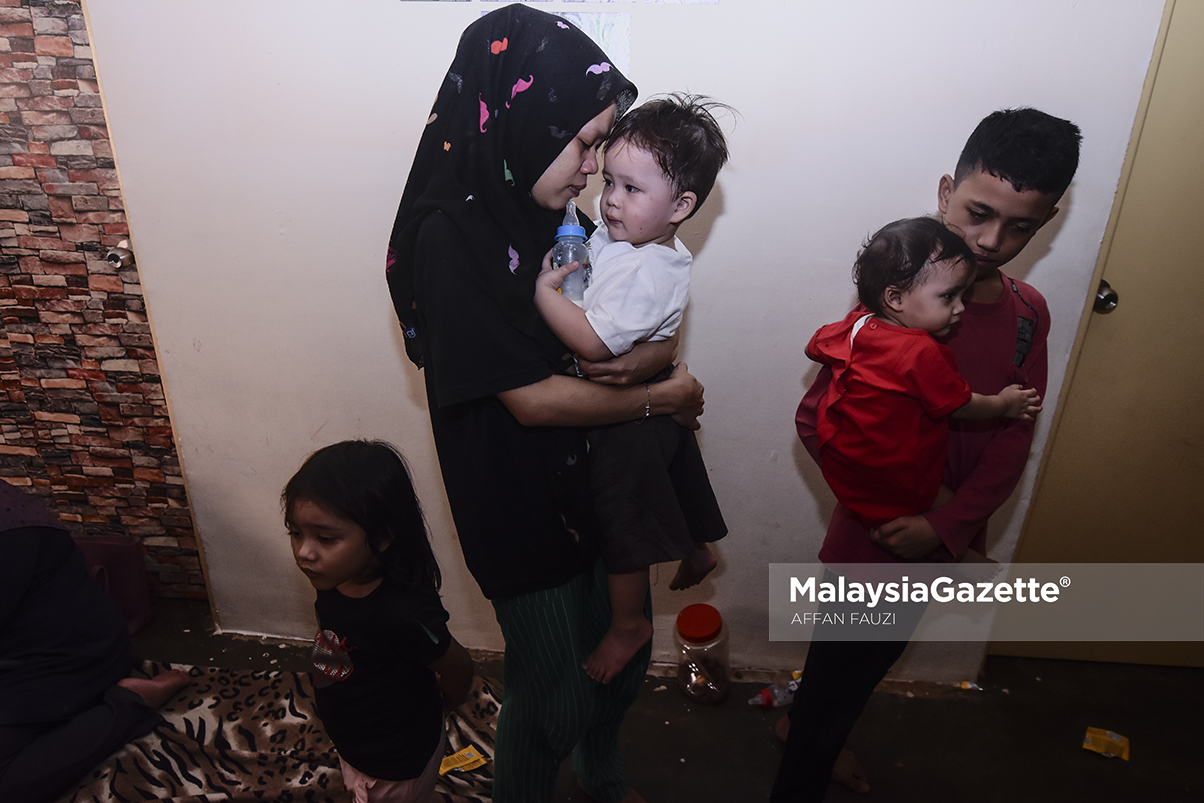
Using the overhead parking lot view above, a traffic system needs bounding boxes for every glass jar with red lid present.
[674,603,729,704]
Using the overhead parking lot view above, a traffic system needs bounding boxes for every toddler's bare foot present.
[669,544,717,590]
[832,748,870,794]
[583,617,653,684]
[118,669,190,709]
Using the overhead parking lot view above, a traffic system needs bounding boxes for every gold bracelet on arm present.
[638,382,651,423]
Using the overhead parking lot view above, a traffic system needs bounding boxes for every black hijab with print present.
[386,4,636,368]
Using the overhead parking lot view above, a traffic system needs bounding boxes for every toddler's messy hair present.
[606,92,732,218]
[854,217,976,314]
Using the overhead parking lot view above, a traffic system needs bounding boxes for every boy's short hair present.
[954,107,1082,201]
[854,217,976,314]
[606,93,731,218]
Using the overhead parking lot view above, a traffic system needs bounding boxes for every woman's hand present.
[499,363,704,428]
[578,333,679,386]
[656,362,705,430]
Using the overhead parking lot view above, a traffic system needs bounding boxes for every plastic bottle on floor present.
[748,671,803,708]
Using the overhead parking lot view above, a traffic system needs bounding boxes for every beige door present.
[994,0,1204,666]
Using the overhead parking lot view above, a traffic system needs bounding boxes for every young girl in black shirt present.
[284,440,473,803]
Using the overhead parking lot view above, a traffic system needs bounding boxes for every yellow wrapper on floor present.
[1082,727,1130,760]
[439,745,489,776]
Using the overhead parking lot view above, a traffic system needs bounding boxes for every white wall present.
[83,0,1164,680]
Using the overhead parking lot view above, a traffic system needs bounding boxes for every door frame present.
[993,0,1204,667]
[1016,0,1174,493]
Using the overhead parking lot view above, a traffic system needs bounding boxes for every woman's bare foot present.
[583,617,654,684]
[577,779,648,802]
[832,749,870,794]
[774,719,869,794]
[118,669,190,709]
[669,544,717,590]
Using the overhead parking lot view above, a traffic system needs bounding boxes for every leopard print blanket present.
[60,661,498,803]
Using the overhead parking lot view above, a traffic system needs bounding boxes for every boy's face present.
[600,140,695,247]
[886,257,974,337]
[938,169,1059,277]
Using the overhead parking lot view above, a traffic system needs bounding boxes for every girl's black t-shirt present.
[312,578,450,780]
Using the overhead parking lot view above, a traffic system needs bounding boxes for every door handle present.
[1094,279,1118,313]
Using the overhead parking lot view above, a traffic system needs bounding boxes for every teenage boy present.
[772,108,1082,802]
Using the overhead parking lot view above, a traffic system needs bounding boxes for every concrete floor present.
[132,598,1201,803]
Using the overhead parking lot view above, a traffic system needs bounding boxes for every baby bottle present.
[552,200,592,305]
[674,603,730,704]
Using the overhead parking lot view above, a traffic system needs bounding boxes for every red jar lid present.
[676,603,722,643]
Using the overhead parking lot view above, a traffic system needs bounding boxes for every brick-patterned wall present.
[0,0,205,599]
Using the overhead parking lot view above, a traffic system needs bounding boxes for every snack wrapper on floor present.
[440,744,489,776]
[1082,727,1130,760]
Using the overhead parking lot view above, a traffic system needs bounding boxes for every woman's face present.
[530,103,617,211]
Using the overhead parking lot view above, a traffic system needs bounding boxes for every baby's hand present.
[999,384,1042,421]
[536,247,579,293]
[539,247,557,276]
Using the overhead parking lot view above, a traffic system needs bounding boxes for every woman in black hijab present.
[387,5,703,801]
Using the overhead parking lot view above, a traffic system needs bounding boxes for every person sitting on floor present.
[0,477,189,803]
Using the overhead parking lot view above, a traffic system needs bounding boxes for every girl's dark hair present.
[853,217,976,314]
[605,93,732,219]
[282,440,441,591]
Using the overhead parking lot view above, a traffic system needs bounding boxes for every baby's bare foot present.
[583,618,654,684]
[669,544,717,590]
[118,669,190,709]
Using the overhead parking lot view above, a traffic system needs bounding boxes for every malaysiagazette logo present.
[789,574,1065,608]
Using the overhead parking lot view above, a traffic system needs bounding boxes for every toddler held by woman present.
[534,94,731,683]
